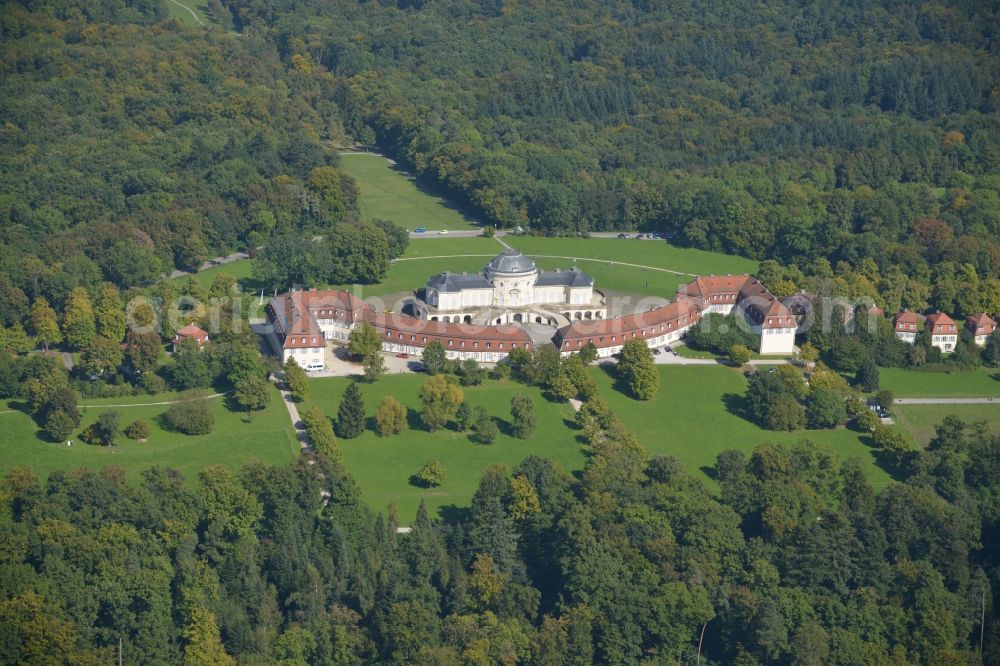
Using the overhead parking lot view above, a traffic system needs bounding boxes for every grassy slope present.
[306,365,894,523]
[163,0,213,27]
[893,403,1000,446]
[337,153,480,231]
[880,367,1000,397]
[305,375,582,523]
[594,365,895,492]
[0,386,297,485]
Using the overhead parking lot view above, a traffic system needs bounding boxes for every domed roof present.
[486,249,536,274]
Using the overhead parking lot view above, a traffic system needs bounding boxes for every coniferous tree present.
[336,382,365,438]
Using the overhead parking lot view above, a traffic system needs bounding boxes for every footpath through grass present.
[338,152,480,231]
[879,367,1000,397]
[305,375,582,523]
[594,364,895,492]
[0,386,298,486]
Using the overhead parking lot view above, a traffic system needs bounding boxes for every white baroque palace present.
[419,249,606,326]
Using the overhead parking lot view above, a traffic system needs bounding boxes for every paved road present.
[894,397,1000,405]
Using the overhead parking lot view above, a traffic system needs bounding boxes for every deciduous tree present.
[419,374,463,431]
[374,396,406,436]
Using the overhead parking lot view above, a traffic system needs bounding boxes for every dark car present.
[617,233,628,239]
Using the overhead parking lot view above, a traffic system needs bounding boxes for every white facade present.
[931,334,957,353]
[896,330,917,344]
[759,327,797,355]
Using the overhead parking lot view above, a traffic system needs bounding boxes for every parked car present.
[438,229,449,235]
[652,348,661,355]
[395,353,409,359]
[617,233,628,239]
[414,226,427,233]
[305,362,326,372]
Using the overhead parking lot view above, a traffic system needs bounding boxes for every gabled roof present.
[175,323,208,339]
[925,312,957,332]
[966,313,996,333]
[894,310,919,326]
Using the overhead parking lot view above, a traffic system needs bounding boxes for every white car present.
[305,362,326,372]
[438,229,449,235]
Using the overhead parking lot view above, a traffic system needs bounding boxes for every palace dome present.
[486,249,536,275]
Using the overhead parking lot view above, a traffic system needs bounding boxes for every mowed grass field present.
[880,367,1000,397]
[337,152,480,231]
[507,236,757,282]
[164,0,213,27]
[893,403,1000,446]
[304,375,583,523]
[0,386,298,486]
[305,364,897,523]
[593,364,895,491]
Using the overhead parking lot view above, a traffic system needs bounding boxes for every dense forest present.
[2,412,998,664]
[221,0,1000,315]
[2,1,1000,663]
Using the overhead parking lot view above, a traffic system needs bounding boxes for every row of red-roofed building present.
[894,310,998,352]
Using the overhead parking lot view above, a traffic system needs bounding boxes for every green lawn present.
[170,259,255,290]
[0,386,298,486]
[401,236,502,258]
[163,0,214,27]
[506,236,757,280]
[337,152,480,231]
[304,375,583,523]
[304,365,897,524]
[879,367,1000,397]
[893,403,1000,447]
[594,365,895,492]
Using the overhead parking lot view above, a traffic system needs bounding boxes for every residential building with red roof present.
[893,310,920,344]
[172,323,209,352]
[926,311,958,353]
[965,313,996,347]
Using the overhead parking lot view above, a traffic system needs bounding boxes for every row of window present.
[382,329,524,350]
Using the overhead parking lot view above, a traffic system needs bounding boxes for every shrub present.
[124,420,151,441]
[729,344,752,367]
[80,410,121,446]
[165,394,215,435]
[416,461,445,487]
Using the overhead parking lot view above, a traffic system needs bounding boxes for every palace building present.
[264,250,798,365]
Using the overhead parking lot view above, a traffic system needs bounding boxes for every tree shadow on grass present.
[859,433,911,483]
[597,362,631,398]
[722,392,752,423]
[437,503,471,524]
[405,407,425,431]
[700,465,719,481]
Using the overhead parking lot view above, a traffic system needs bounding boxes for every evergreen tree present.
[62,287,96,350]
[855,359,880,392]
[336,382,365,438]
[510,394,537,439]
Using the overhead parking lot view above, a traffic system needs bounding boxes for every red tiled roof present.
[894,310,919,332]
[363,309,533,350]
[966,313,996,335]
[175,324,208,341]
[925,312,957,334]
[555,298,701,345]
